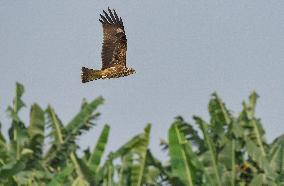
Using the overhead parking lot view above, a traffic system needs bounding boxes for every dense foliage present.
[0,83,283,186]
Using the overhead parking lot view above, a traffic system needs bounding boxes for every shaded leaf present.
[88,124,110,174]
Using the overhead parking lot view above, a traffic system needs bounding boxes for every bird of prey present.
[81,8,135,83]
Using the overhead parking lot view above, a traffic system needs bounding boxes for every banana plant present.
[0,83,104,185]
[97,124,155,186]
[1,83,284,186]
[162,92,284,186]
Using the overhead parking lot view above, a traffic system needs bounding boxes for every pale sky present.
[0,1,283,159]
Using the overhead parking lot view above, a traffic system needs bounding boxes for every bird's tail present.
[81,67,102,83]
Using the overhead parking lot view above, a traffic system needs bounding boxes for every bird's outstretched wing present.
[99,8,127,70]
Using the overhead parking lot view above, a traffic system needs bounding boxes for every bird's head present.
[127,67,136,75]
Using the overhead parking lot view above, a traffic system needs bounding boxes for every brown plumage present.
[81,8,135,83]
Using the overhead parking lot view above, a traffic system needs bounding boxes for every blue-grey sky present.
[0,1,283,159]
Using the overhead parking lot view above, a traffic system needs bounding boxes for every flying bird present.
[81,8,135,83]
